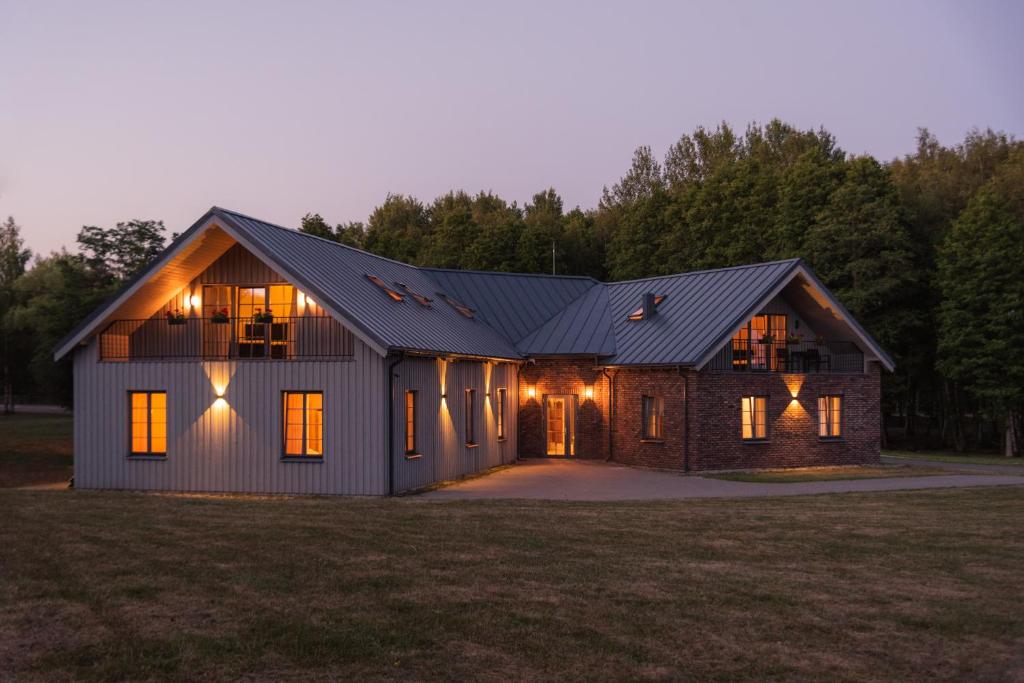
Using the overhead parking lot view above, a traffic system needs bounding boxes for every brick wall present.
[690,363,882,470]
[517,360,882,471]
[518,359,610,459]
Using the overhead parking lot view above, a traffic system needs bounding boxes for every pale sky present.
[2,0,1022,255]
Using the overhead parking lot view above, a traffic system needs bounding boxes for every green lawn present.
[703,464,960,483]
[0,413,73,488]
[884,449,1024,467]
[1,487,1022,681]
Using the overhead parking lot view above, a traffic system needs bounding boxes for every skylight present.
[396,282,433,308]
[366,275,404,302]
[627,295,666,321]
[441,294,474,319]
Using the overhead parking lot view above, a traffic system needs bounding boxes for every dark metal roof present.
[58,207,893,370]
[424,268,596,343]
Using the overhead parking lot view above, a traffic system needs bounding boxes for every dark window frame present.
[741,395,769,441]
[641,395,664,440]
[465,388,477,446]
[281,390,325,460]
[405,389,419,455]
[128,390,168,457]
[496,387,507,441]
[818,394,844,440]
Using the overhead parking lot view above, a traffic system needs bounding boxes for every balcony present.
[99,316,354,361]
[707,339,864,374]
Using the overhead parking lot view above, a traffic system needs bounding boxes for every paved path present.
[881,454,1024,476]
[420,459,1024,501]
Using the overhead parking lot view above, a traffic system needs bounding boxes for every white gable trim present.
[693,264,896,372]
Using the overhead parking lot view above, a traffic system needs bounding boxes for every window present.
[642,395,664,440]
[283,391,324,457]
[129,391,167,455]
[396,282,432,308]
[627,295,666,321]
[496,388,507,440]
[732,313,787,370]
[465,389,476,445]
[405,390,418,454]
[442,294,475,319]
[741,396,767,440]
[818,395,842,439]
[366,275,404,301]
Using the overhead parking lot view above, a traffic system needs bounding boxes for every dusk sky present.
[2,0,1022,255]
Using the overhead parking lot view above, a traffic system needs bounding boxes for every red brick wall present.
[690,363,882,471]
[517,360,882,471]
[518,359,610,459]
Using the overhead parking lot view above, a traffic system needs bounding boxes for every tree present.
[517,189,565,274]
[362,194,430,263]
[420,192,477,269]
[937,150,1024,456]
[300,213,366,248]
[465,192,522,272]
[0,217,32,412]
[77,220,167,283]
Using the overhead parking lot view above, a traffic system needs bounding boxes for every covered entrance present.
[545,394,577,457]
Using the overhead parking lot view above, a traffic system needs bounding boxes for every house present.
[55,207,894,495]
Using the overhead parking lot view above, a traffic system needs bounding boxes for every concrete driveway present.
[419,458,1024,501]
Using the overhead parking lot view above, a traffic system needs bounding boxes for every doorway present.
[545,395,577,457]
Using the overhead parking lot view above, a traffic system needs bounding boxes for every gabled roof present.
[56,207,894,371]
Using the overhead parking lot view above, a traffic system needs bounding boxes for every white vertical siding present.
[73,337,388,495]
[392,357,519,493]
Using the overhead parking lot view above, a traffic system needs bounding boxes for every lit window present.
[818,395,842,439]
[283,391,323,457]
[627,295,666,321]
[366,275,404,302]
[442,294,475,319]
[129,391,167,455]
[405,390,418,454]
[496,388,507,440]
[741,396,767,440]
[642,395,664,439]
[465,389,476,445]
[396,282,432,308]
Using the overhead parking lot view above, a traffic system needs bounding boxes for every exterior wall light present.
[189,293,201,310]
[583,385,594,400]
[526,386,536,399]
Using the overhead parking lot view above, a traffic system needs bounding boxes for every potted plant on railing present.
[786,332,804,346]
[254,308,274,324]
[210,307,230,324]
[165,309,186,325]
[759,333,775,346]
[814,333,827,346]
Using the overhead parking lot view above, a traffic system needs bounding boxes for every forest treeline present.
[1,120,1021,453]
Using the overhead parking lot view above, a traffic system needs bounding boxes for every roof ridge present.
[513,281,607,345]
[605,258,802,286]
[422,266,599,282]
[212,206,421,270]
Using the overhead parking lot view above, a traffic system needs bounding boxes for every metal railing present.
[99,316,354,361]
[707,339,864,374]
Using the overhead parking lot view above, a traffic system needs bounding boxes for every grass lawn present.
[0,413,73,488]
[1,488,1022,681]
[703,464,960,483]
[884,449,1024,467]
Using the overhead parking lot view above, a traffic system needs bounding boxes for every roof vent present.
[627,293,666,321]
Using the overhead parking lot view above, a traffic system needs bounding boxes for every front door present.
[545,395,576,457]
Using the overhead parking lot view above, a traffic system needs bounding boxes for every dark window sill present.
[640,438,665,444]
[497,437,508,442]
[127,454,167,461]
[742,439,769,445]
[465,442,479,449]
[404,452,422,460]
[819,437,845,443]
[281,456,324,463]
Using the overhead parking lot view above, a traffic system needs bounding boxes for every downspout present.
[679,366,690,474]
[601,367,615,461]
[386,351,405,496]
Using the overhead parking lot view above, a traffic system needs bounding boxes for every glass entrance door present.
[545,395,576,457]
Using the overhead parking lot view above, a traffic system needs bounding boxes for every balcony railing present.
[707,339,864,374]
[99,316,354,361]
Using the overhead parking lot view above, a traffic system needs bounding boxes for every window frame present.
[496,387,507,441]
[818,394,844,440]
[404,390,419,457]
[281,390,325,460]
[641,395,664,441]
[127,390,167,457]
[464,388,477,446]
[741,395,769,441]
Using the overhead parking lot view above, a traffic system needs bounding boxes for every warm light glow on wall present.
[783,374,804,399]
[526,386,536,399]
[213,397,228,409]
[583,385,594,400]
[189,293,201,310]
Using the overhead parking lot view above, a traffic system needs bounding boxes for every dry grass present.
[703,464,963,483]
[0,414,73,488]
[1,487,1022,682]
[885,450,1024,467]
